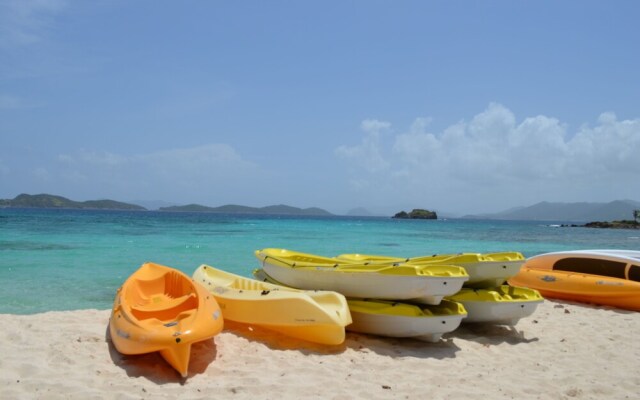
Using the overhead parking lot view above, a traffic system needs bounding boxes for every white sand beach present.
[1,299,639,400]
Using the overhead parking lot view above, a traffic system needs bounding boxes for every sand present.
[1,299,639,400]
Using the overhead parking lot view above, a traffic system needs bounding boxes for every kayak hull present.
[109,262,224,377]
[193,264,351,345]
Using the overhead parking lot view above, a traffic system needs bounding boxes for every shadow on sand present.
[222,320,349,355]
[224,320,461,359]
[346,332,462,360]
[105,326,218,384]
[106,319,534,374]
[447,323,539,346]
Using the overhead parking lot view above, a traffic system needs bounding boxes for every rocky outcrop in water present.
[392,209,438,220]
[583,220,639,229]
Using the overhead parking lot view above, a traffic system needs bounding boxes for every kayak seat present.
[132,292,196,311]
[497,285,516,300]
[128,271,198,321]
[130,293,198,321]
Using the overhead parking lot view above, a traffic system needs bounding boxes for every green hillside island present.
[392,209,438,219]
[0,194,146,210]
[159,203,334,216]
[582,220,639,230]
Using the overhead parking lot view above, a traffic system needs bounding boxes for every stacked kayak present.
[255,248,469,305]
[253,268,467,342]
[109,262,224,378]
[508,250,640,311]
[446,286,543,324]
[336,251,540,325]
[341,299,466,343]
[337,251,525,288]
[193,264,351,345]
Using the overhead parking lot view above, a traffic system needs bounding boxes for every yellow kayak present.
[346,299,467,342]
[109,262,224,377]
[446,285,543,325]
[193,265,351,345]
[254,268,467,342]
[255,248,468,305]
[337,252,525,288]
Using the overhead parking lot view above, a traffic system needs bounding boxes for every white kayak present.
[255,248,469,305]
[253,268,468,342]
[446,285,543,325]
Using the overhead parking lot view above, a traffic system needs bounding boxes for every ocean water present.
[1,208,638,314]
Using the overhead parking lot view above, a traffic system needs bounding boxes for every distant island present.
[463,200,640,222]
[583,220,639,230]
[557,210,639,230]
[0,194,146,210]
[5,194,639,221]
[393,209,438,220]
[160,203,333,216]
[558,220,639,230]
[0,194,334,216]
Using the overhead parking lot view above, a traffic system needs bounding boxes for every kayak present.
[193,264,351,345]
[446,285,543,325]
[346,299,467,342]
[253,268,467,342]
[337,252,524,288]
[508,250,640,311]
[109,262,224,377]
[255,248,468,305]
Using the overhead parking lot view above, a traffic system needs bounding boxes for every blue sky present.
[1,0,639,215]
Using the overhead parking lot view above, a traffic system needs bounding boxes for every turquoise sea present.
[1,208,639,314]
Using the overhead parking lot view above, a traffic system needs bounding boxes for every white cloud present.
[393,117,440,164]
[468,102,516,142]
[360,119,391,133]
[57,150,126,168]
[569,112,640,174]
[335,119,391,173]
[54,144,261,202]
[335,104,640,212]
[0,0,67,47]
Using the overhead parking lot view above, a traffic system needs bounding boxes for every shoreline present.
[1,300,639,399]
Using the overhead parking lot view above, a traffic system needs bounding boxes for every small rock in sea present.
[382,385,391,390]
[554,305,564,309]
[564,309,571,314]
[532,320,539,324]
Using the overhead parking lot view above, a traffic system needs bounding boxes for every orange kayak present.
[109,262,224,377]
[508,250,640,311]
